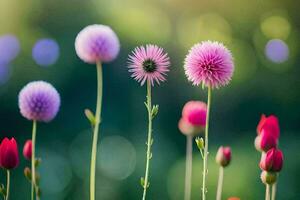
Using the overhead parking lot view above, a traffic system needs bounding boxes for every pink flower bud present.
[228,198,240,200]
[178,118,203,136]
[254,129,278,152]
[23,140,32,160]
[216,146,231,167]
[257,114,280,139]
[0,137,19,170]
[260,148,283,172]
[182,101,207,127]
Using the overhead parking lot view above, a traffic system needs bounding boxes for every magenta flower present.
[182,101,207,127]
[184,41,234,88]
[0,138,19,170]
[216,146,231,167]
[23,140,32,160]
[257,114,280,139]
[128,44,170,86]
[75,24,120,64]
[18,81,60,122]
[260,148,283,172]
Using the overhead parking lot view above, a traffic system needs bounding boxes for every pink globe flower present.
[23,140,32,160]
[75,24,120,64]
[128,44,170,86]
[184,41,234,88]
[260,148,283,172]
[178,118,203,136]
[216,146,231,167]
[0,138,19,170]
[257,114,280,139]
[182,101,207,127]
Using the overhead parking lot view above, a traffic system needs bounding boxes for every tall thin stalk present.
[5,170,10,200]
[184,135,193,200]
[265,184,271,200]
[31,120,37,200]
[216,167,224,200]
[271,183,277,200]
[90,61,103,200]
[202,87,212,200]
[142,80,153,200]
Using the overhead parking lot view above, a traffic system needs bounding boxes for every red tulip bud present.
[23,140,32,160]
[260,148,283,172]
[254,129,278,152]
[216,146,231,167]
[257,114,280,139]
[0,137,19,169]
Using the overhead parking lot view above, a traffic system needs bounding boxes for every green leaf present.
[84,109,96,126]
[151,105,159,119]
[140,177,145,187]
[35,158,42,168]
[24,167,32,181]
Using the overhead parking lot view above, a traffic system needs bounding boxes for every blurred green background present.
[0,0,299,199]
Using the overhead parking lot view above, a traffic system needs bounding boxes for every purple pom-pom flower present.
[75,24,120,64]
[184,41,234,88]
[128,44,170,86]
[18,81,60,122]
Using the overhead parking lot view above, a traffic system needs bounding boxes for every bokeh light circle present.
[261,16,291,40]
[0,34,20,63]
[0,63,11,85]
[39,149,73,195]
[32,38,60,66]
[265,39,289,63]
[97,135,136,180]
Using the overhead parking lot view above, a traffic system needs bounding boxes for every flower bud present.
[182,101,207,127]
[24,167,32,181]
[195,137,204,150]
[254,129,278,152]
[23,140,32,160]
[0,138,19,170]
[178,118,203,136]
[257,114,280,139]
[216,146,231,167]
[260,148,283,172]
[260,171,277,185]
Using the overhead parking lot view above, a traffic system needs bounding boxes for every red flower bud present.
[216,146,231,167]
[257,114,280,139]
[260,148,283,172]
[23,140,32,160]
[228,198,240,200]
[0,137,19,170]
[254,129,278,152]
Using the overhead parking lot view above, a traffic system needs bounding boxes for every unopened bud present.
[195,137,204,150]
[260,171,277,185]
[216,146,231,167]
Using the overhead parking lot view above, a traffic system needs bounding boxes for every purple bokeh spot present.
[0,63,11,85]
[32,39,60,67]
[0,35,20,63]
[265,39,289,63]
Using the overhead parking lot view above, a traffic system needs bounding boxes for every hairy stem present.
[202,87,211,200]
[216,167,224,200]
[90,61,103,200]
[184,135,193,200]
[31,120,37,200]
[142,80,153,200]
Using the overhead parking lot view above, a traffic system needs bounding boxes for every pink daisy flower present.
[184,41,234,88]
[128,44,170,86]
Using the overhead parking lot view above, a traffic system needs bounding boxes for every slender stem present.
[265,184,271,200]
[202,87,212,200]
[90,61,103,200]
[5,170,10,200]
[216,167,224,200]
[184,135,193,200]
[271,183,277,200]
[31,120,37,200]
[142,80,153,200]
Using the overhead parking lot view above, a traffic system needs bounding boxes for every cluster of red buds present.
[255,115,284,185]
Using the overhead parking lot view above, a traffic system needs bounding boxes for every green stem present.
[90,61,103,200]
[216,167,224,200]
[142,80,153,200]
[266,184,271,200]
[271,183,277,200]
[31,120,37,200]
[5,170,10,200]
[202,86,211,200]
[184,135,193,200]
